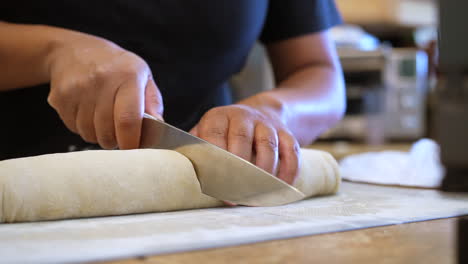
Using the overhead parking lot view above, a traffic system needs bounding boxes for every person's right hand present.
[46,32,163,150]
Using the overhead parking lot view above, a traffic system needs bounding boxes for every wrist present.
[41,25,78,81]
[238,91,290,125]
[44,27,122,78]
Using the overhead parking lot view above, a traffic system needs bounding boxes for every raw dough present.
[0,149,339,223]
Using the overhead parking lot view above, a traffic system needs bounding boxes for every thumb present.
[144,76,164,120]
[189,125,199,137]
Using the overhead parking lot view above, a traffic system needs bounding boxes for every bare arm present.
[190,31,345,184]
[240,31,346,145]
[0,21,163,149]
[0,21,60,90]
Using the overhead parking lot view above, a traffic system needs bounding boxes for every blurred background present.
[231,0,438,154]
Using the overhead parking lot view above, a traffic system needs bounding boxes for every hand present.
[189,104,300,184]
[46,33,163,149]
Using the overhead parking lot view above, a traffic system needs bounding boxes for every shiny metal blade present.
[140,113,305,206]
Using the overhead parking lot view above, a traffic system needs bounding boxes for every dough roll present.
[0,149,339,223]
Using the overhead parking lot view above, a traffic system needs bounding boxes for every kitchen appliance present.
[321,47,428,142]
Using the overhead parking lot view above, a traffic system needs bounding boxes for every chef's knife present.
[140,113,305,206]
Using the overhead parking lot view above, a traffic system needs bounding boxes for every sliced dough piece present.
[0,149,339,223]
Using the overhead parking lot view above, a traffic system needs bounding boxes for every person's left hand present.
[189,104,300,185]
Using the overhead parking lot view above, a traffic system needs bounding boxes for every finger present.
[254,123,279,174]
[48,81,79,134]
[189,125,199,137]
[53,100,79,135]
[144,75,164,120]
[197,111,229,149]
[223,201,237,206]
[75,99,97,144]
[277,130,301,185]
[114,79,145,149]
[94,86,118,150]
[227,117,254,162]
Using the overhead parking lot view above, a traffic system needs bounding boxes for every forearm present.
[0,21,100,91]
[239,63,345,146]
[0,21,54,90]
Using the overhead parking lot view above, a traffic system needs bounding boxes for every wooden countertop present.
[309,142,412,161]
[107,218,457,264]
[103,143,457,264]
[335,0,437,28]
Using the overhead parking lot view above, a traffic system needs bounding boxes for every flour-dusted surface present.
[1,182,468,264]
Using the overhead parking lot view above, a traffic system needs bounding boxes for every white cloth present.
[340,139,444,188]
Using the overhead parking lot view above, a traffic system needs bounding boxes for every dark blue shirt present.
[0,0,341,159]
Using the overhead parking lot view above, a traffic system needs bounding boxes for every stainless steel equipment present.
[321,47,428,142]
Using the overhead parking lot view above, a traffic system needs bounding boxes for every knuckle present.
[77,122,94,140]
[95,64,138,84]
[286,137,300,154]
[278,129,293,139]
[205,107,223,117]
[238,106,254,116]
[47,94,59,109]
[257,136,278,150]
[86,65,99,82]
[98,131,116,149]
[292,142,300,154]
[280,131,297,146]
[231,128,250,140]
[48,91,78,119]
[206,126,227,137]
[50,83,79,105]
[287,144,300,159]
[145,90,163,112]
[93,65,110,81]
[96,126,117,144]
[283,137,299,152]
[116,111,140,128]
[117,68,139,80]
[232,105,254,118]
[74,76,94,92]
[81,132,97,144]
[48,88,67,107]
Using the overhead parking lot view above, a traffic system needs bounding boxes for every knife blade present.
[140,113,305,206]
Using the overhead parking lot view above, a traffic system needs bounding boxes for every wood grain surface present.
[309,142,412,160]
[104,218,456,264]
